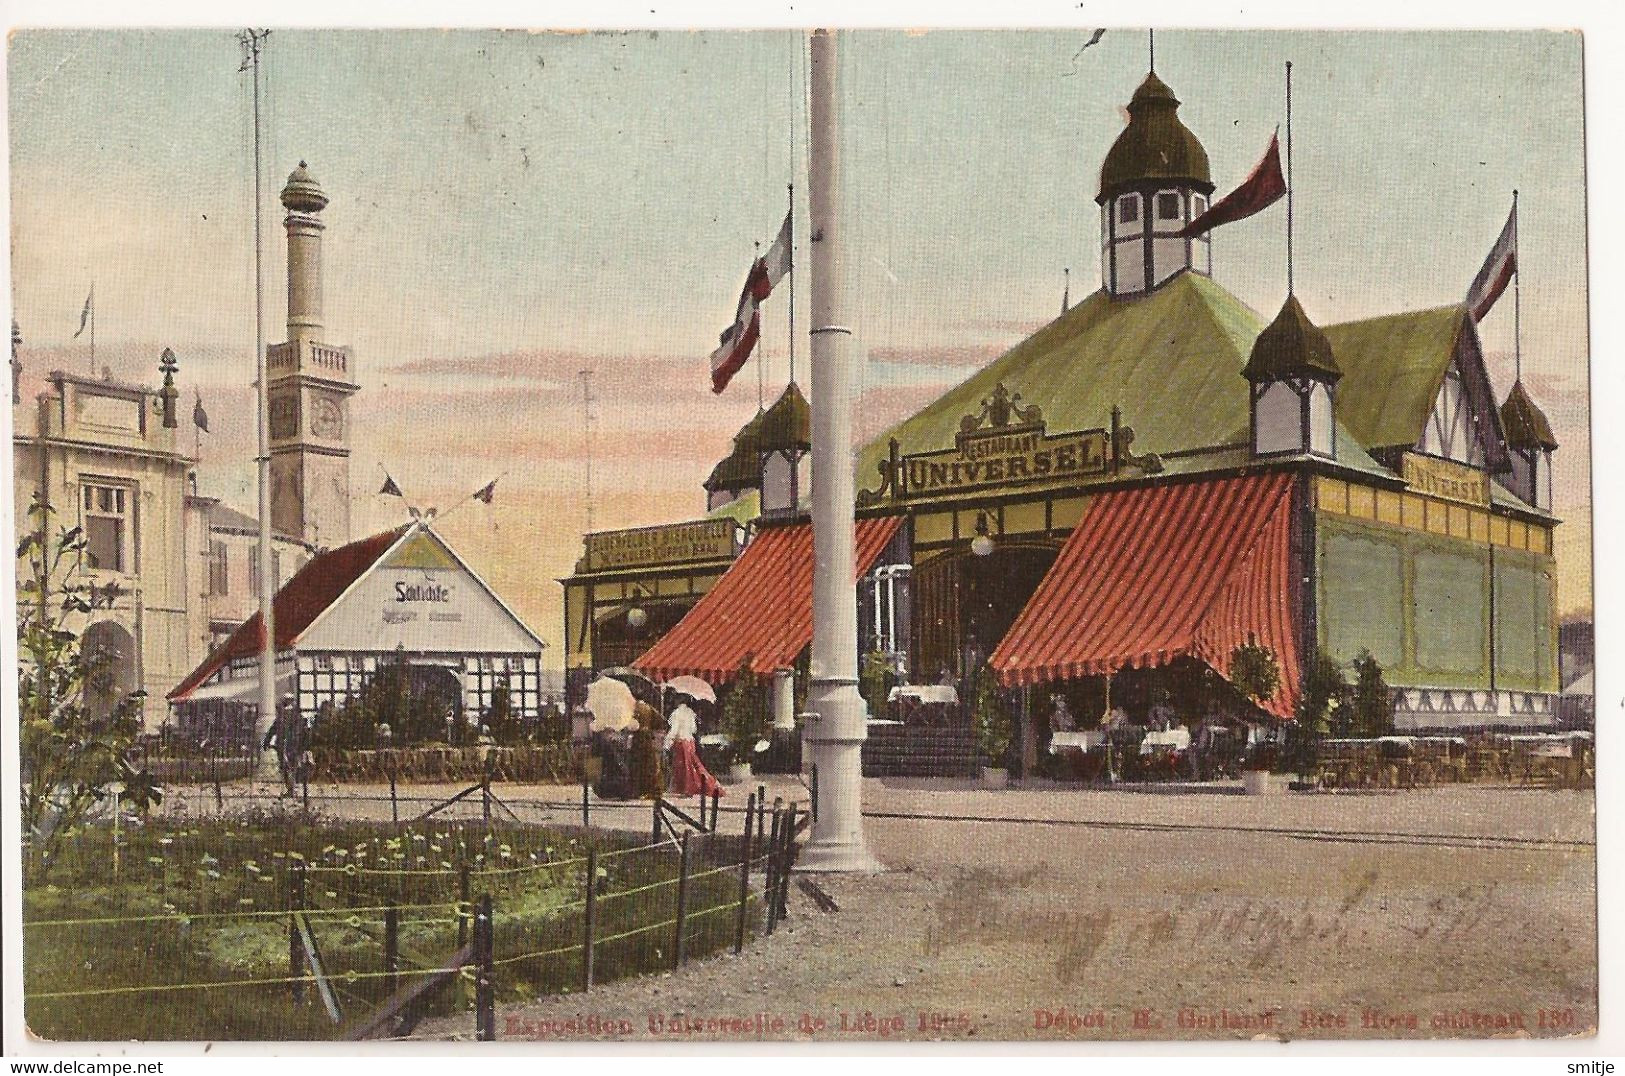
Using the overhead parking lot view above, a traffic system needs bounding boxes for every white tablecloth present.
[1140,728,1191,753]
[888,685,959,705]
[1049,730,1104,752]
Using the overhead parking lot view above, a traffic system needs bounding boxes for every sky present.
[5,28,1593,665]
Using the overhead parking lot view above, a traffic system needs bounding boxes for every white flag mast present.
[800,28,880,874]
[240,28,279,778]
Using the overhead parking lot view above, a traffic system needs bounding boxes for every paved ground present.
[170,776,1598,1043]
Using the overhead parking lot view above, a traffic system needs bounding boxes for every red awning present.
[989,473,1300,719]
[635,516,903,684]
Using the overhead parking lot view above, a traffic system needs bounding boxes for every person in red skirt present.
[663,700,723,798]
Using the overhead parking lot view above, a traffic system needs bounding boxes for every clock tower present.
[268,162,357,549]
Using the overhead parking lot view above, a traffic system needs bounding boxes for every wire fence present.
[22,791,803,1042]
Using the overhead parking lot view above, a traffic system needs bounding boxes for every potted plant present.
[721,660,765,783]
[1229,637,1282,795]
[972,667,1011,788]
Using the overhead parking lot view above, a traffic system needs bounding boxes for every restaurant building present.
[581,67,1562,760]
[168,520,547,735]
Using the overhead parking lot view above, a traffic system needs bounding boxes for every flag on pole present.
[1466,201,1518,322]
[72,291,92,339]
[1177,130,1287,239]
[473,478,498,504]
[762,210,792,288]
[192,389,209,433]
[710,210,792,395]
[379,473,404,497]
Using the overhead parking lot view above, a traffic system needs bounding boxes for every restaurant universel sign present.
[863,383,1127,503]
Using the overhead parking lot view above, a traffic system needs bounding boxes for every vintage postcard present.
[4,20,1598,1052]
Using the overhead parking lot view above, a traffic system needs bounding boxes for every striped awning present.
[635,515,903,685]
[989,473,1300,719]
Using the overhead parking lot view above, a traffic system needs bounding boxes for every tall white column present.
[799,28,880,874]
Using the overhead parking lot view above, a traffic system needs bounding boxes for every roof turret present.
[1097,73,1213,204]
[1244,295,1341,382]
[1500,379,1558,450]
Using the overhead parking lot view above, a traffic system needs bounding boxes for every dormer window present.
[1118,195,1140,224]
[1157,192,1182,220]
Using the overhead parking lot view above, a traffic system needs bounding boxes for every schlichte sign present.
[585,519,738,572]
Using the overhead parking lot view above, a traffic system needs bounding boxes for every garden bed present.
[23,806,760,1041]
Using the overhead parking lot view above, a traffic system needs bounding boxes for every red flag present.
[473,478,497,504]
[1177,131,1286,239]
[1466,202,1517,322]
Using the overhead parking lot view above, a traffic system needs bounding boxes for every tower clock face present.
[311,397,343,439]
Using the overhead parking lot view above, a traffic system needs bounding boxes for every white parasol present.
[663,675,718,704]
[585,676,639,732]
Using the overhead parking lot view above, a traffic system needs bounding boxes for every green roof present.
[857,272,1262,484]
[1321,304,1467,451]
[855,271,1462,497]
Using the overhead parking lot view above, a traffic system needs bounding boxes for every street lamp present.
[970,511,997,558]
[626,606,648,630]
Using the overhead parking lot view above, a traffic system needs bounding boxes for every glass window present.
[1157,192,1182,220]
[81,482,131,573]
[208,541,228,596]
[1118,194,1140,224]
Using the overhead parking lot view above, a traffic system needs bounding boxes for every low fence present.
[22,794,804,1042]
[310,743,583,785]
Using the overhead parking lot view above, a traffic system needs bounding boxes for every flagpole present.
[89,280,95,374]
[242,28,279,781]
[788,182,797,386]
[1513,189,1522,382]
[800,27,879,874]
[1285,61,1294,296]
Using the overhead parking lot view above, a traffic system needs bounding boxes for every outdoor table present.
[1049,730,1104,752]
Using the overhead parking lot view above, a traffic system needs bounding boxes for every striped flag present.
[1466,201,1517,322]
[710,211,792,395]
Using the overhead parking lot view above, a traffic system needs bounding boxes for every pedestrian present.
[628,700,667,800]
[664,700,723,798]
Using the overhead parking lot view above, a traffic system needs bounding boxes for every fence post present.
[810,765,818,824]
[756,784,768,844]
[474,893,495,1041]
[734,792,756,954]
[384,902,400,1000]
[582,848,598,993]
[652,799,663,843]
[289,860,306,1005]
[457,864,472,951]
[671,831,692,969]
[389,771,399,826]
[776,803,797,922]
[581,771,590,828]
[710,789,721,832]
[765,802,784,935]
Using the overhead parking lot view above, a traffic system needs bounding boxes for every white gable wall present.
[297,530,542,655]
